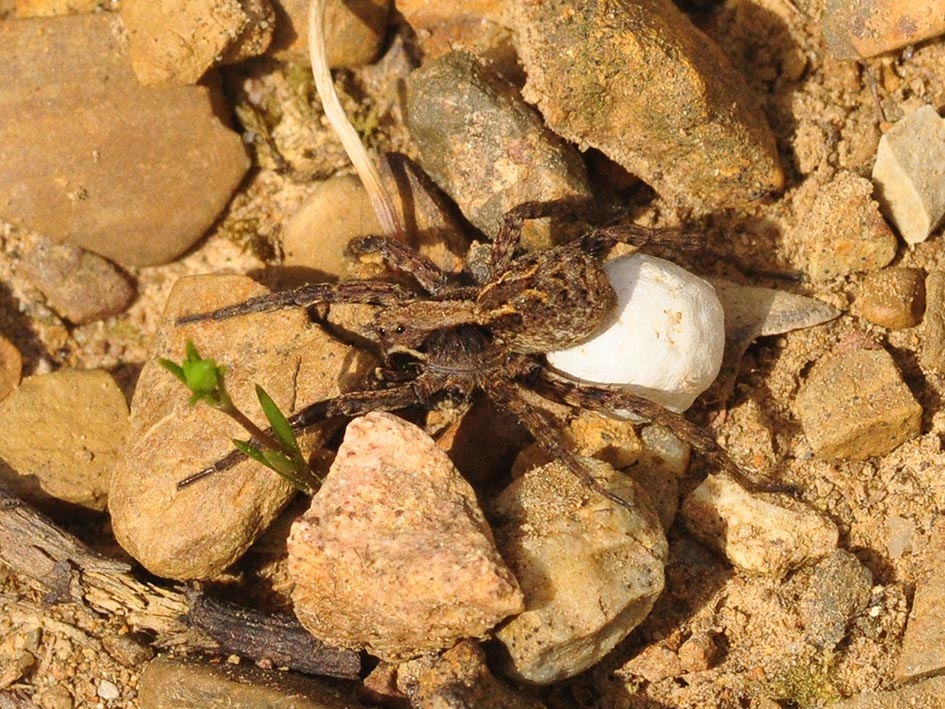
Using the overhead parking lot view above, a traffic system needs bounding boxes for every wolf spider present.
[177,201,737,507]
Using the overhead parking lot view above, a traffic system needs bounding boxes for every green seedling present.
[159,340,319,494]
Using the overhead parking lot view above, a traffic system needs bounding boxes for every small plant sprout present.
[159,340,320,495]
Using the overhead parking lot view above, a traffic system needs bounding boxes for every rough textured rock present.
[0,334,21,402]
[123,0,275,85]
[795,346,922,460]
[14,0,98,15]
[514,0,783,210]
[921,270,945,373]
[283,156,468,280]
[288,412,523,660]
[394,640,546,709]
[832,675,945,709]
[110,274,371,580]
[872,105,945,245]
[0,368,128,511]
[796,550,873,650]
[823,0,945,59]
[854,267,926,329]
[17,236,135,324]
[492,458,667,684]
[268,0,390,67]
[682,475,838,576]
[794,171,898,281]
[395,0,510,29]
[0,14,249,266]
[896,518,945,682]
[138,656,364,708]
[405,51,592,246]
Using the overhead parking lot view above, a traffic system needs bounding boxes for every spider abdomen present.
[476,248,617,353]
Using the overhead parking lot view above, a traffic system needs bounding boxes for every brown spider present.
[176,201,738,507]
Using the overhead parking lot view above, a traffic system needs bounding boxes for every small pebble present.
[795,346,921,460]
[854,267,925,329]
[514,0,783,209]
[823,0,945,59]
[394,640,544,709]
[797,550,873,650]
[0,334,22,401]
[18,236,135,324]
[0,368,127,511]
[677,632,719,673]
[872,105,945,245]
[137,656,362,708]
[547,254,725,413]
[96,679,120,701]
[492,457,667,684]
[287,412,523,661]
[0,14,249,266]
[619,643,683,683]
[405,50,592,247]
[101,634,155,669]
[896,518,945,682]
[267,0,390,67]
[795,171,897,281]
[887,515,915,560]
[682,475,838,577]
[123,0,275,85]
[110,274,372,580]
[920,270,945,373]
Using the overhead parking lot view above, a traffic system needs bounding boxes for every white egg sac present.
[546,253,725,412]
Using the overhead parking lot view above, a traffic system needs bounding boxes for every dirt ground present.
[3,0,945,706]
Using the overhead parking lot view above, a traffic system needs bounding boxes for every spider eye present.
[394,325,406,335]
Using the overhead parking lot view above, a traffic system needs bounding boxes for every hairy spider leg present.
[532,366,745,483]
[175,281,415,325]
[176,384,421,488]
[484,378,636,510]
[346,234,449,295]
[489,199,593,276]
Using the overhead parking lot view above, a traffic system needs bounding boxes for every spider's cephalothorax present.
[177,201,736,506]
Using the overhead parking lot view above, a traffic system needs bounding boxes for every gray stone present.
[797,550,873,650]
[795,346,922,460]
[0,14,249,266]
[514,0,783,209]
[0,368,127,511]
[682,475,838,577]
[873,108,945,244]
[406,51,592,246]
[138,656,364,709]
[110,274,373,580]
[18,236,135,325]
[492,457,667,684]
[287,412,523,661]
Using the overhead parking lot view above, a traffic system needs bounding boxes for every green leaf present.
[255,385,302,459]
[232,439,269,467]
[158,358,186,383]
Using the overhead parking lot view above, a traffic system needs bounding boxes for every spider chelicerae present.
[176,200,738,507]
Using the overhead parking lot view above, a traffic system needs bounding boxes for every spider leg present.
[490,198,594,276]
[532,367,744,482]
[577,223,703,259]
[176,281,415,325]
[346,235,449,295]
[177,384,421,488]
[484,379,634,510]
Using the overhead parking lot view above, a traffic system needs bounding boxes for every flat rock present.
[492,457,667,684]
[268,0,390,67]
[823,0,945,59]
[872,105,945,245]
[0,14,249,266]
[681,475,838,576]
[287,412,523,661]
[797,550,873,650]
[896,517,945,682]
[394,640,545,709]
[405,50,592,246]
[123,0,275,85]
[514,0,783,209]
[854,267,926,329]
[0,334,21,402]
[796,346,922,460]
[921,271,945,373]
[0,368,128,511]
[794,171,898,282]
[138,656,364,709]
[110,274,372,580]
[18,236,135,324]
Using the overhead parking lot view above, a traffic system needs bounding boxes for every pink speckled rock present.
[288,412,523,661]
